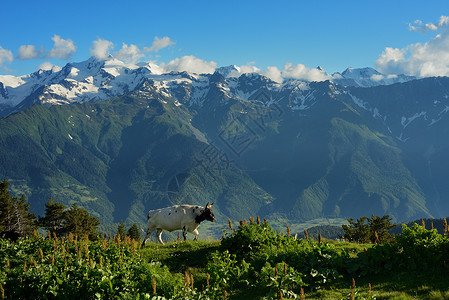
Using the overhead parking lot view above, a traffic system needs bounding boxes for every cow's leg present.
[141,226,155,247]
[156,228,164,245]
[193,229,199,241]
[182,226,187,241]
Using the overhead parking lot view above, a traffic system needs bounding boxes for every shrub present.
[217,219,349,295]
[350,222,449,276]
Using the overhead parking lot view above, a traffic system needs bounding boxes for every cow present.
[141,202,216,245]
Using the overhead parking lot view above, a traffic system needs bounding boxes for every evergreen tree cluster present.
[39,201,100,240]
[0,180,37,238]
[341,215,395,243]
[117,220,141,241]
[0,180,100,240]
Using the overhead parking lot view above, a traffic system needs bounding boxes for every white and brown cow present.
[141,202,216,245]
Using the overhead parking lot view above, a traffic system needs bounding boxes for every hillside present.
[1,60,449,226]
[0,81,271,225]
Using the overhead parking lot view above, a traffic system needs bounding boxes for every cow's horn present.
[205,202,209,207]
[210,202,215,206]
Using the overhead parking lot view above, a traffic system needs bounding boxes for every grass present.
[324,239,373,258]
[310,271,449,300]
[3,219,449,299]
[140,240,220,293]
[141,240,220,272]
[139,238,449,299]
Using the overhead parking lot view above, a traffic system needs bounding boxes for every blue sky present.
[1,0,448,78]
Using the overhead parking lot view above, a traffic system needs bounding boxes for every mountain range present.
[0,56,448,228]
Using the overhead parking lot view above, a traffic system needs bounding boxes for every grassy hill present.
[1,219,449,299]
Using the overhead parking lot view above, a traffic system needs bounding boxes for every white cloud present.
[238,65,261,74]
[0,46,13,68]
[376,15,449,77]
[370,74,384,81]
[38,62,62,72]
[375,47,406,74]
[221,62,331,83]
[46,35,76,60]
[90,38,114,60]
[113,43,144,64]
[282,62,331,82]
[219,62,332,83]
[161,55,217,74]
[409,16,449,33]
[144,36,175,52]
[266,66,283,82]
[409,20,438,33]
[17,45,44,60]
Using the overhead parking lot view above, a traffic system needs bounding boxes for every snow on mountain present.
[215,65,241,78]
[0,57,440,139]
[333,67,416,87]
[0,56,419,112]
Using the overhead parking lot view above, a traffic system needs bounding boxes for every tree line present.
[0,180,140,241]
[0,179,435,245]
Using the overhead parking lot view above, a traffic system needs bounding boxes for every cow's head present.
[200,202,216,222]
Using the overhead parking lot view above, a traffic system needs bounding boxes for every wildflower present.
[184,271,190,287]
[152,278,156,295]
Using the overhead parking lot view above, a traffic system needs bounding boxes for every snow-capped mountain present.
[1,56,447,144]
[2,56,449,224]
[0,56,417,116]
[332,67,416,87]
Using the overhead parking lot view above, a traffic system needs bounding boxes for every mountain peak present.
[341,67,380,79]
[215,65,240,78]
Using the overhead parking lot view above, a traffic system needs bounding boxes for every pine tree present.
[39,198,66,236]
[14,194,37,235]
[368,214,395,243]
[342,215,395,244]
[0,181,14,233]
[127,223,140,240]
[117,220,125,241]
[0,180,37,237]
[342,216,370,243]
[62,204,100,240]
